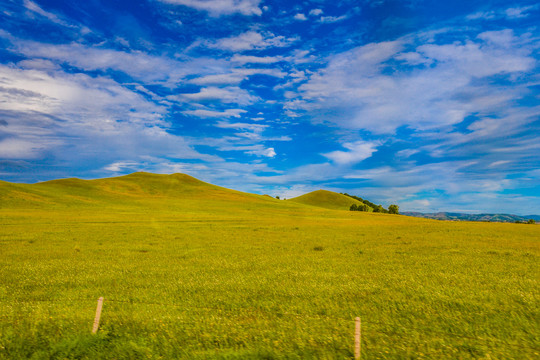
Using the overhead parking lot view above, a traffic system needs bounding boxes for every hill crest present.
[0,172,269,209]
[288,189,368,211]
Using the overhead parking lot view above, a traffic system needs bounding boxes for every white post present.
[355,316,361,359]
[92,297,104,334]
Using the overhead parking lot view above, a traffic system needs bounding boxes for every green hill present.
[0,172,279,210]
[288,189,370,211]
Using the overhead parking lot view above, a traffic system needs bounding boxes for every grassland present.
[0,173,538,359]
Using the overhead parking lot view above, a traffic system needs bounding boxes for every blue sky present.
[0,0,539,214]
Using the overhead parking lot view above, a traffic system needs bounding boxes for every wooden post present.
[355,316,361,359]
[92,297,104,334]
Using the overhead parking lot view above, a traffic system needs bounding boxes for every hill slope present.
[0,172,278,210]
[287,189,368,211]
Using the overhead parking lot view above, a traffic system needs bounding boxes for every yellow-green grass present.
[0,173,538,359]
[288,190,371,211]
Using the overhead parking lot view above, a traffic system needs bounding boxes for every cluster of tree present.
[515,219,536,224]
[349,203,369,212]
[343,193,399,214]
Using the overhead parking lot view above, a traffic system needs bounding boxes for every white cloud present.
[213,142,276,158]
[0,138,55,159]
[246,146,276,157]
[180,86,258,105]
[189,73,245,85]
[231,54,283,64]
[488,160,511,168]
[17,59,59,71]
[0,65,164,124]
[9,37,236,87]
[103,158,212,175]
[505,5,538,19]
[13,41,183,83]
[157,0,262,16]
[0,64,216,164]
[103,161,140,172]
[322,141,379,165]
[309,9,323,16]
[466,6,538,21]
[215,121,268,133]
[319,15,348,23]
[294,13,307,21]
[189,67,285,85]
[237,68,287,78]
[208,31,297,52]
[418,30,534,77]
[23,0,75,28]
[466,11,496,20]
[394,51,431,66]
[295,30,537,134]
[183,108,247,118]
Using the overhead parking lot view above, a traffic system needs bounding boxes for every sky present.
[0,0,539,215]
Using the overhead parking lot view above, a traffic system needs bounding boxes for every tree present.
[528,219,536,224]
[388,204,399,214]
[350,204,358,211]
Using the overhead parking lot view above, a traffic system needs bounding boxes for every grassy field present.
[0,173,538,359]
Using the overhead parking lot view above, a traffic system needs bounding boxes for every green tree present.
[527,219,536,224]
[350,204,358,211]
[388,204,399,214]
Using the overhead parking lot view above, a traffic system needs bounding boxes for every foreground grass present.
[0,174,539,359]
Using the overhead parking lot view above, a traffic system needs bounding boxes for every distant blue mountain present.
[402,212,539,223]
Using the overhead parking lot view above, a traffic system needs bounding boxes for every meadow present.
[0,173,538,359]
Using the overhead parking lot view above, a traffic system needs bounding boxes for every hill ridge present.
[0,172,274,209]
[288,189,370,211]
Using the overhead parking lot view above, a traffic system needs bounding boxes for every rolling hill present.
[287,189,371,211]
[0,172,276,210]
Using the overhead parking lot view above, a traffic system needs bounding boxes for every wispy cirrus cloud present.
[231,54,283,64]
[7,38,219,84]
[467,5,539,20]
[319,14,348,23]
[189,68,286,86]
[157,0,262,17]
[0,63,215,165]
[294,29,536,134]
[183,108,247,118]
[179,86,259,105]
[207,31,297,52]
[22,0,78,29]
[505,5,538,18]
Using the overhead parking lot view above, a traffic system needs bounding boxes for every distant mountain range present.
[402,212,540,223]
